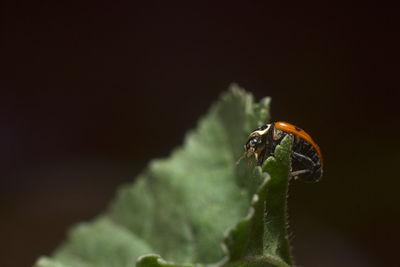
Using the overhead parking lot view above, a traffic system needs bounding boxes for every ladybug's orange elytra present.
[274,122,323,164]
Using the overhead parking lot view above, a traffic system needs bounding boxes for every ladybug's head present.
[244,134,263,164]
[236,123,271,166]
[237,134,264,166]
[245,135,262,154]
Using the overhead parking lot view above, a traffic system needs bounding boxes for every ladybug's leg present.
[290,169,312,179]
[292,151,316,167]
[290,151,316,179]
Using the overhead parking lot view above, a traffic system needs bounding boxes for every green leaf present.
[221,135,293,267]
[35,84,294,267]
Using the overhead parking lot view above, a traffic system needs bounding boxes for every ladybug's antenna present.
[236,151,247,165]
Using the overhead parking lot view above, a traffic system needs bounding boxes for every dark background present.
[1,3,399,267]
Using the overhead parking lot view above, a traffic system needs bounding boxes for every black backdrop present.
[1,3,399,267]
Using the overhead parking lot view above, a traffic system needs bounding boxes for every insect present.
[237,121,323,182]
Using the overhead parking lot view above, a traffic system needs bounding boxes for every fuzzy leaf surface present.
[35,85,293,267]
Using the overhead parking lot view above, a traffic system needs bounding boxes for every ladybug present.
[237,122,323,182]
